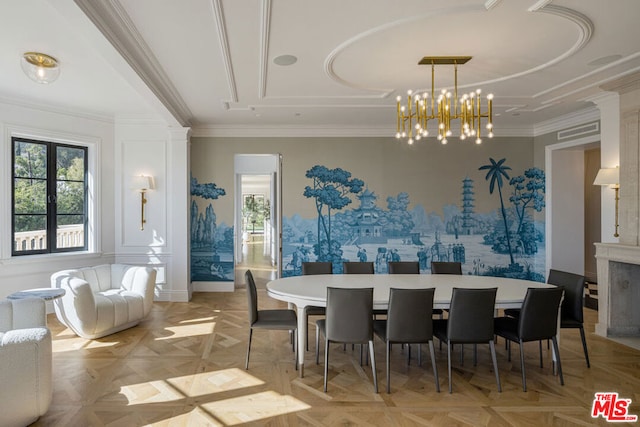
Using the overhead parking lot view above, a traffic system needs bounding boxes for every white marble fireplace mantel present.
[594,243,640,338]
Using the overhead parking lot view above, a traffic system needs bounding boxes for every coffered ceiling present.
[2,0,639,137]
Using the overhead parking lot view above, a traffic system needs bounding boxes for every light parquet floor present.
[34,271,640,426]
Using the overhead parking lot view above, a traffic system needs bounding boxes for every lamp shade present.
[593,167,619,187]
[131,175,153,191]
[21,52,60,84]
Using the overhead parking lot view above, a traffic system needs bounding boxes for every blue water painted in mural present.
[190,175,234,282]
[282,159,545,281]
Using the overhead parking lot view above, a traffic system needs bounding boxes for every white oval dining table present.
[266,273,555,377]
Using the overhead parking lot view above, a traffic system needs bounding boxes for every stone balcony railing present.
[14,224,84,252]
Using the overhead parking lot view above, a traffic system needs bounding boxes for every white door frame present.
[545,134,600,275]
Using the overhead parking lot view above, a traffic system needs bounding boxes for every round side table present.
[7,288,66,301]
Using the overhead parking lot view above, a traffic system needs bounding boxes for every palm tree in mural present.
[303,165,364,260]
[479,158,515,266]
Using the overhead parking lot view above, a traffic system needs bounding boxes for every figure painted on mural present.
[417,246,428,270]
[357,246,367,262]
[376,247,388,273]
[452,244,466,263]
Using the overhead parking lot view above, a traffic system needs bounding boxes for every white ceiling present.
[2,0,639,136]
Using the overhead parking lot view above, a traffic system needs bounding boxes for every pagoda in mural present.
[461,176,476,235]
[352,188,385,244]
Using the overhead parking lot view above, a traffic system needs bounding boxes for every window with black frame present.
[12,137,88,255]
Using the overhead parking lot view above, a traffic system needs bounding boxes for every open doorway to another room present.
[546,136,600,311]
[234,154,282,285]
[239,175,275,272]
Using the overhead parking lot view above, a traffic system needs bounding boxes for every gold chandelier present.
[395,56,494,145]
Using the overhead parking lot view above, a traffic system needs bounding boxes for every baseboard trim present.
[192,281,235,292]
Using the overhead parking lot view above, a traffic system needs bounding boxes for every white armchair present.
[0,298,52,427]
[51,264,156,339]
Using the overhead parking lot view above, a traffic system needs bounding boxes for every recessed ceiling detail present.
[273,55,297,66]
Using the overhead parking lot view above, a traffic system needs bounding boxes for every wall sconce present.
[593,167,619,237]
[21,52,60,84]
[131,175,153,230]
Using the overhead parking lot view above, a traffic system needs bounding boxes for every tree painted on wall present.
[303,165,364,262]
[385,192,415,236]
[510,168,545,236]
[190,176,226,249]
[479,158,514,265]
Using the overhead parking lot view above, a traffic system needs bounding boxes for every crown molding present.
[532,106,600,136]
[191,123,535,138]
[0,95,114,124]
[73,0,193,126]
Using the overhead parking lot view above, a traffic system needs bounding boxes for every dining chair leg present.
[507,340,511,361]
[579,327,591,368]
[245,329,253,370]
[551,336,565,385]
[460,344,464,366]
[323,339,330,392]
[447,341,453,393]
[428,340,440,392]
[519,340,527,392]
[315,325,321,364]
[369,339,378,393]
[489,340,502,392]
[418,344,422,366]
[386,341,391,393]
[539,340,543,368]
[473,344,478,367]
[407,344,412,366]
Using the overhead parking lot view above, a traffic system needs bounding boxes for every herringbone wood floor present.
[34,272,640,426]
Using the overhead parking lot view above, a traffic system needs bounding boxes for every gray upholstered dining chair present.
[343,261,375,274]
[315,287,378,393]
[373,288,439,393]
[389,261,443,319]
[505,269,590,368]
[302,261,333,350]
[344,261,383,319]
[245,270,298,370]
[387,261,420,274]
[431,261,463,275]
[494,287,565,391]
[433,287,501,393]
[303,261,333,275]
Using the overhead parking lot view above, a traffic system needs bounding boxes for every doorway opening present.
[239,175,274,270]
[234,154,282,284]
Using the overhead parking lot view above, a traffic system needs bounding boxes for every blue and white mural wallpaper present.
[282,158,545,281]
[190,175,234,282]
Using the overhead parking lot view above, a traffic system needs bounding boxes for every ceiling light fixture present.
[21,52,60,84]
[395,56,494,145]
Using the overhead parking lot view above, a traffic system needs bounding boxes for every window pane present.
[14,215,47,252]
[12,138,89,255]
[14,177,47,214]
[14,141,47,179]
[57,181,85,214]
[56,146,85,182]
[57,216,85,249]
